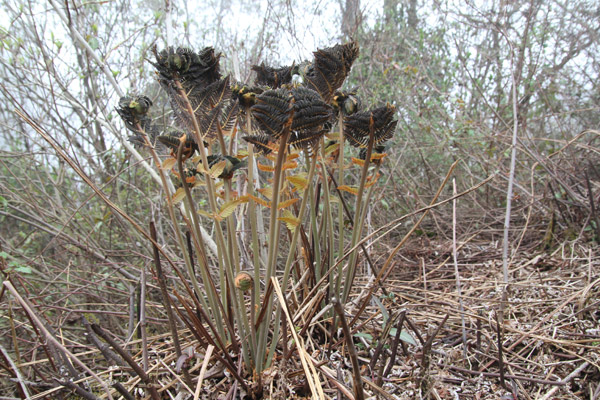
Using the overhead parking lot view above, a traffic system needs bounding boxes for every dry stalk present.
[452,178,467,360]
[59,379,101,400]
[194,345,215,400]
[3,281,114,400]
[149,221,193,388]
[332,298,365,400]
[140,266,148,372]
[495,310,506,389]
[272,277,325,399]
[383,310,407,378]
[418,314,448,399]
[0,343,31,399]
[90,323,160,400]
[539,361,590,400]
[350,160,460,327]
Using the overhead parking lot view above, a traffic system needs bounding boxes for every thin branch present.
[3,281,114,400]
[332,298,365,400]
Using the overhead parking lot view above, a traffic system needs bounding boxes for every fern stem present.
[256,111,293,372]
[341,119,375,304]
[337,113,345,261]
[265,145,320,368]
[319,144,336,286]
[335,113,346,302]
[173,80,248,353]
[176,141,227,340]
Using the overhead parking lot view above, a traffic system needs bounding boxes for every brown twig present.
[90,323,160,400]
[584,167,600,242]
[171,290,250,393]
[149,221,193,388]
[0,343,31,399]
[383,310,407,378]
[419,314,449,398]
[476,310,482,368]
[495,310,506,389]
[539,361,590,400]
[81,316,126,368]
[113,382,135,400]
[59,379,101,400]
[404,315,425,346]
[332,298,365,400]
[369,310,401,384]
[440,364,567,385]
[349,160,461,328]
[591,381,600,400]
[4,281,114,399]
[139,266,148,372]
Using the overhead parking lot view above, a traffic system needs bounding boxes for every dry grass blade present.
[272,277,325,399]
[194,345,215,399]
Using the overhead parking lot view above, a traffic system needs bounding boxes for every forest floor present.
[5,237,599,400]
[367,237,600,399]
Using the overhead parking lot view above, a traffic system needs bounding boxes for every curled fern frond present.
[286,87,332,152]
[359,143,388,164]
[242,135,274,155]
[220,102,240,133]
[302,41,359,102]
[151,46,221,89]
[289,130,326,155]
[174,76,233,139]
[344,104,397,148]
[232,84,267,109]
[332,89,361,116]
[117,95,157,147]
[252,62,297,88]
[151,47,234,141]
[157,133,199,160]
[117,95,152,131]
[194,77,231,116]
[249,87,330,152]
[199,105,224,139]
[250,88,294,139]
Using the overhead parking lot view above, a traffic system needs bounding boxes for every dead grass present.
[2,234,598,400]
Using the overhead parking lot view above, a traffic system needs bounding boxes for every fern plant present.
[117,40,397,397]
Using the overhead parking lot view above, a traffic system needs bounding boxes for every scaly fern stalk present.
[308,170,322,281]
[175,141,227,340]
[128,119,210,319]
[171,79,250,361]
[266,145,320,368]
[355,162,382,271]
[319,149,336,285]
[334,113,346,301]
[224,176,254,367]
[337,112,346,263]
[341,122,375,305]
[246,141,260,367]
[245,113,263,313]
[256,113,294,372]
[243,112,270,369]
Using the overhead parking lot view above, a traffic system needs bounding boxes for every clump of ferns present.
[117,41,397,388]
